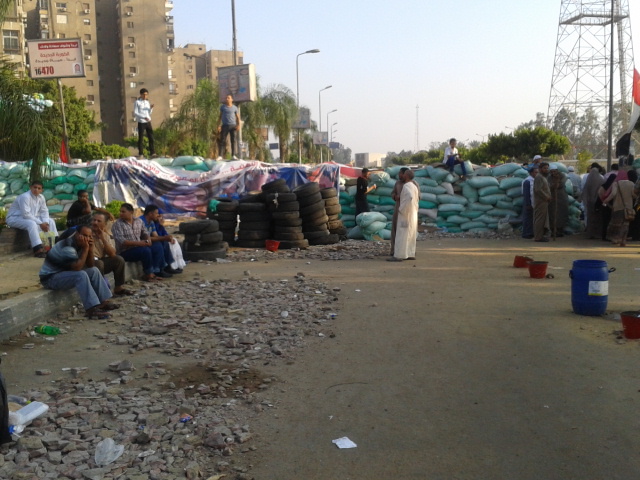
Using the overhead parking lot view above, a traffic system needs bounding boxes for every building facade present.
[354,153,385,168]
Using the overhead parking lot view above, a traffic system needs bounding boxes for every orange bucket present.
[265,239,280,252]
[621,311,640,339]
[513,255,533,268]
[527,261,548,279]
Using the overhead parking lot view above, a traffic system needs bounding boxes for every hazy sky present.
[173,0,640,155]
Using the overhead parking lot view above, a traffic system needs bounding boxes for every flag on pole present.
[59,138,68,163]
[626,68,640,134]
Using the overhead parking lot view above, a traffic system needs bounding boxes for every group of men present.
[134,89,241,160]
[6,183,185,318]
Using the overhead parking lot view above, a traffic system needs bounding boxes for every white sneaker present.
[216,156,223,161]
[232,155,238,160]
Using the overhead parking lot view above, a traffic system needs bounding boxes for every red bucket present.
[528,261,548,279]
[265,239,280,252]
[513,255,533,268]
[621,311,640,339]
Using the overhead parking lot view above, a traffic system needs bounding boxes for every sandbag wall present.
[340,162,583,238]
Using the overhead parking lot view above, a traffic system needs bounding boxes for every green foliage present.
[176,139,208,157]
[261,84,298,162]
[105,200,125,219]
[482,127,570,163]
[54,216,67,231]
[576,150,593,174]
[102,144,132,159]
[0,206,6,224]
[69,142,131,161]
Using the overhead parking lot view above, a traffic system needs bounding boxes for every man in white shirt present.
[133,88,155,158]
[6,180,58,257]
[444,138,467,177]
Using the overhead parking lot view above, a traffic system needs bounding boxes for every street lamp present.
[328,122,338,161]
[476,133,486,142]
[295,49,320,162]
[326,109,337,137]
[330,123,338,142]
[318,85,332,162]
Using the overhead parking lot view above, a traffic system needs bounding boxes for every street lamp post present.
[318,85,332,162]
[295,49,320,162]
[328,122,338,161]
[331,123,338,142]
[476,133,486,142]
[326,109,337,139]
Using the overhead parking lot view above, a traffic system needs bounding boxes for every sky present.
[173,0,640,155]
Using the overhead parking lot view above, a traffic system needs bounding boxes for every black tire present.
[239,212,270,223]
[218,220,238,231]
[179,220,219,234]
[199,231,224,244]
[268,201,300,212]
[185,241,224,251]
[277,239,309,250]
[324,197,339,206]
[261,179,289,193]
[309,233,340,245]
[302,223,329,233]
[303,214,329,227]
[273,232,305,241]
[325,204,341,216]
[236,239,267,249]
[238,202,266,213]
[215,201,239,212]
[237,230,270,241]
[300,201,326,217]
[212,212,238,222]
[273,216,303,227]
[238,220,271,231]
[327,220,344,230]
[184,247,228,262]
[329,226,348,236]
[293,182,320,197]
[265,192,297,203]
[184,233,199,244]
[327,214,340,222]
[303,230,330,240]
[274,225,303,234]
[302,207,329,222]
[239,193,265,203]
[297,192,323,207]
[222,231,236,243]
[320,188,338,199]
[271,211,300,222]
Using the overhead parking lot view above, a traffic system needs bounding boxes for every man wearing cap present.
[521,166,537,239]
[533,162,551,242]
[567,166,581,198]
[530,155,542,169]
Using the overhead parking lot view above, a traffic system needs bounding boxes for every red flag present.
[633,68,640,106]
[59,138,68,163]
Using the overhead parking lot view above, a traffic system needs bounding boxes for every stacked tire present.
[322,188,348,238]
[294,182,340,246]
[179,219,228,261]
[236,195,270,248]
[263,179,308,250]
[208,199,238,246]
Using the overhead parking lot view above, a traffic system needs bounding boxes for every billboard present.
[218,64,257,103]
[27,39,85,79]
[293,107,311,129]
[313,132,328,145]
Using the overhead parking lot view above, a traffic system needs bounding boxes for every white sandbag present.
[67,168,88,179]
[440,182,454,195]
[347,185,357,197]
[418,208,438,220]
[172,156,204,166]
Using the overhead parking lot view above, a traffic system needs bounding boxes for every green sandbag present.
[513,169,528,178]
[565,179,574,195]
[478,185,502,196]
[46,198,60,206]
[343,220,356,228]
[356,211,387,228]
[185,162,210,172]
[489,208,519,218]
[66,175,84,185]
[420,185,447,195]
[341,214,356,223]
[477,214,500,224]
[436,219,459,228]
[366,194,381,205]
[55,193,75,200]
[347,185,357,196]
[426,166,451,182]
[339,198,351,206]
[73,183,86,193]
[363,220,387,235]
[506,186,523,198]
[376,187,394,197]
[10,179,24,193]
[54,183,74,194]
[383,179,397,188]
[459,209,483,219]
[2,194,17,204]
[373,204,395,212]
[415,177,438,187]
[454,161,474,176]
[447,227,463,233]
[369,172,390,187]
[339,191,352,201]
[342,206,356,215]
[86,183,94,192]
[468,227,491,233]
[152,157,173,166]
[462,183,479,203]
[513,197,524,207]
[385,166,403,178]
[446,215,467,225]
[420,192,437,203]
[43,180,56,190]
[491,163,524,177]
[0,185,6,196]
[467,176,499,189]
[42,190,54,200]
[496,200,514,210]
[84,174,95,184]
[550,162,568,173]
[379,196,396,206]
[499,177,523,190]
[438,203,464,213]
[51,176,69,185]
[419,200,437,209]
[436,194,468,205]
[67,168,88,179]
[378,229,392,240]
[478,194,509,205]
[49,169,65,178]
[47,204,64,214]
[568,205,581,216]
[172,155,204,166]
[414,168,429,177]
[461,221,487,230]
[469,202,493,211]
[474,167,493,176]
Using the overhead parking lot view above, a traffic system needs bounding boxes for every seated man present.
[111,203,170,281]
[139,205,182,275]
[91,212,134,296]
[157,211,186,273]
[444,137,467,177]
[6,180,58,257]
[66,189,115,228]
[38,224,117,319]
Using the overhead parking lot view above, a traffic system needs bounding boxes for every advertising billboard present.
[27,39,85,79]
[293,107,311,130]
[313,132,328,145]
[218,64,257,103]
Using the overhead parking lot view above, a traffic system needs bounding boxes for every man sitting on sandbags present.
[6,180,58,258]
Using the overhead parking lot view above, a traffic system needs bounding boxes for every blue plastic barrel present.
[569,260,615,316]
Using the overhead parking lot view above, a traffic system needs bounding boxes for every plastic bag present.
[95,438,124,466]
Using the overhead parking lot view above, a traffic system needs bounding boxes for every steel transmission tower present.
[547,0,635,158]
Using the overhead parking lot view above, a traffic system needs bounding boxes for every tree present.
[261,84,297,162]
[482,127,570,162]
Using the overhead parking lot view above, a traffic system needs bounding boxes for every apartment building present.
[1,1,27,76]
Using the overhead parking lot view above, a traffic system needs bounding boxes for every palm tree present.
[261,84,297,162]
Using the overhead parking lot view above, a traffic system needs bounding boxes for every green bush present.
[0,207,6,224]
[102,144,132,159]
[70,142,132,161]
[105,200,125,218]
[54,215,67,231]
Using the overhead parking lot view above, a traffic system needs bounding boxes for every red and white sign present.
[27,39,85,79]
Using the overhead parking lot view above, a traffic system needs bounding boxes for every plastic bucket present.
[621,311,640,339]
[265,239,280,252]
[527,261,548,279]
[569,260,615,316]
[513,255,533,268]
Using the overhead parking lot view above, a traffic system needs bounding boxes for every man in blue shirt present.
[217,94,241,160]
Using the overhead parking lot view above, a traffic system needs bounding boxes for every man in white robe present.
[388,170,419,262]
